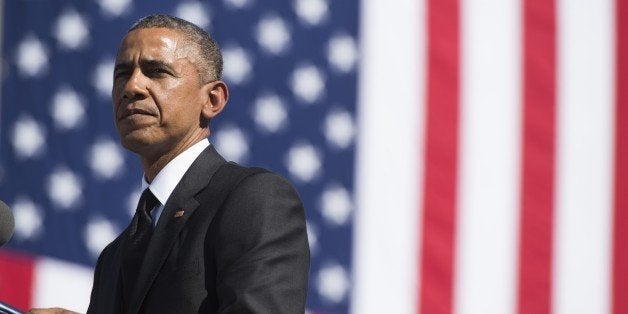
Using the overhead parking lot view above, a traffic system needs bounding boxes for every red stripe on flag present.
[517,1,556,314]
[419,0,460,313]
[613,0,628,313]
[0,250,35,311]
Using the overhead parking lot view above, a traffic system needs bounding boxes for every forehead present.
[116,28,190,61]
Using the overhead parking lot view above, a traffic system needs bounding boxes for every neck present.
[140,130,209,183]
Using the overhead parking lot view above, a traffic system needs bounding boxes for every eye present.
[148,67,171,77]
[114,69,130,80]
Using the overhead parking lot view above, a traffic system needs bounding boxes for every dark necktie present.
[121,188,159,306]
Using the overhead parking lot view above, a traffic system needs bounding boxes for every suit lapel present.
[127,145,225,313]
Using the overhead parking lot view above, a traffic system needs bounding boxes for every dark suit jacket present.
[87,146,310,313]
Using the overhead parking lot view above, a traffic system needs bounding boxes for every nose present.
[121,69,148,101]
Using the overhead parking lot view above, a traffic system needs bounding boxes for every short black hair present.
[128,14,222,83]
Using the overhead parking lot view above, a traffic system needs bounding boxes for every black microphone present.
[0,200,19,314]
[0,200,15,247]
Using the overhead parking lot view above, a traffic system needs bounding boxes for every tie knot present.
[140,188,160,215]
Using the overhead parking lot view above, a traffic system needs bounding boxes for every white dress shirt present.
[140,139,210,226]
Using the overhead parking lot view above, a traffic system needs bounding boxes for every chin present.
[119,134,154,155]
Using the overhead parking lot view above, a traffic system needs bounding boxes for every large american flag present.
[0,0,626,314]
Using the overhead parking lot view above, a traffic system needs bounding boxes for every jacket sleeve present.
[87,236,123,314]
[212,172,310,313]
[87,241,110,314]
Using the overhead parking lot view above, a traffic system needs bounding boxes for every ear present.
[201,80,229,121]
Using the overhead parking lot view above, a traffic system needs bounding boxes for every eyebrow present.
[114,59,176,73]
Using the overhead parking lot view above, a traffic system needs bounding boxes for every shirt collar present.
[141,139,210,206]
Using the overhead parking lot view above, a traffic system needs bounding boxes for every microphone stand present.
[0,301,21,314]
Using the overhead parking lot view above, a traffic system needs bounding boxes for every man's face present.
[112,27,208,159]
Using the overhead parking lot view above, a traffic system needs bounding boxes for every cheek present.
[112,78,126,96]
[160,86,202,114]
[111,84,124,107]
[151,79,205,123]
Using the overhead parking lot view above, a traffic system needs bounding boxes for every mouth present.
[118,107,156,121]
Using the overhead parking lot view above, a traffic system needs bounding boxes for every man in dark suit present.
[29,14,309,314]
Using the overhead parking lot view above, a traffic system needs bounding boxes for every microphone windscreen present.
[0,200,15,246]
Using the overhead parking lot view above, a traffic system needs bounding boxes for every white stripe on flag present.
[554,0,615,313]
[32,258,93,313]
[455,1,521,314]
[352,0,425,313]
